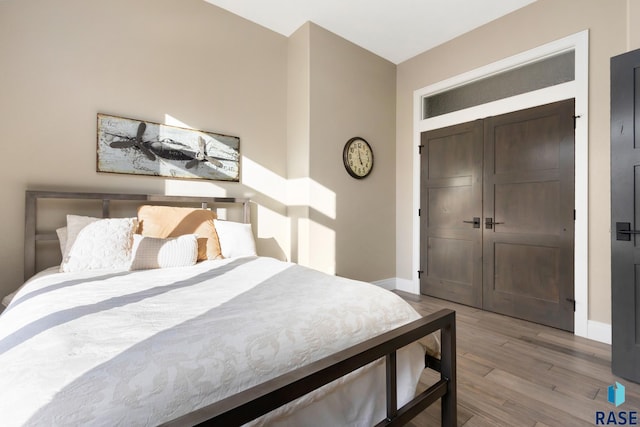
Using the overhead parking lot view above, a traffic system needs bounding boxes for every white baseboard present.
[373,278,612,344]
[370,278,396,291]
[370,277,420,294]
[371,277,419,293]
[587,320,612,345]
[394,278,419,294]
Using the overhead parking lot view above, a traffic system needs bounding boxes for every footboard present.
[162,309,456,427]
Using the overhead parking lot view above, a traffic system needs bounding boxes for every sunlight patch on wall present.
[287,177,336,220]
[311,220,336,274]
[164,114,192,129]
[253,203,290,261]
[242,156,288,204]
[242,157,336,219]
[242,157,336,270]
[300,219,335,274]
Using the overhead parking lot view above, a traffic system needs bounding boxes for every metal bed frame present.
[163,309,456,427]
[23,190,457,426]
[24,190,250,281]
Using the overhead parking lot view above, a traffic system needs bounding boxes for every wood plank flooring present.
[396,292,640,427]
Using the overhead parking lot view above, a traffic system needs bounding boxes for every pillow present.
[2,290,17,308]
[62,215,99,260]
[137,205,222,261]
[60,215,138,273]
[56,226,67,254]
[129,234,198,270]
[214,219,257,258]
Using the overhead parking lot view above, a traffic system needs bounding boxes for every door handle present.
[616,222,640,241]
[485,217,504,229]
[463,217,481,228]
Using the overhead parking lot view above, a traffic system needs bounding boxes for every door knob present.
[485,217,504,229]
[463,217,481,228]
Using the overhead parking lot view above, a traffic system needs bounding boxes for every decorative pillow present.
[129,234,198,270]
[137,205,222,261]
[2,290,17,308]
[60,215,138,273]
[56,226,67,254]
[62,215,99,260]
[214,219,257,258]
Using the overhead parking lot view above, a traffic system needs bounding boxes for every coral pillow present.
[137,205,222,261]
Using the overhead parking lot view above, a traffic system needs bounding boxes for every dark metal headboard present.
[24,190,251,281]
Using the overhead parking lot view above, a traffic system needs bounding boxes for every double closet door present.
[420,99,575,331]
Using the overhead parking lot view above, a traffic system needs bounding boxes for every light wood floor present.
[396,292,640,427]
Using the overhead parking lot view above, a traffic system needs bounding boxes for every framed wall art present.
[96,114,240,182]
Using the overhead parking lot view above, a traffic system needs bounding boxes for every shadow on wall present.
[257,237,287,261]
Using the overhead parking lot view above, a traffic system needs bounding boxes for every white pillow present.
[129,234,198,270]
[56,226,67,254]
[214,220,257,258]
[60,215,138,273]
[2,290,17,308]
[61,215,99,262]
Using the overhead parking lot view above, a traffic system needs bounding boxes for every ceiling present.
[204,0,537,64]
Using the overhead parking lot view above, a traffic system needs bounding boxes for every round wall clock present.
[343,137,374,179]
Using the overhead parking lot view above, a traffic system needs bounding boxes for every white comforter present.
[0,257,436,426]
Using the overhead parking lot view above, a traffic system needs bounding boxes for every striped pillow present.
[129,234,198,270]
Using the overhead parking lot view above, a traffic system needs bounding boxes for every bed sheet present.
[0,257,438,426]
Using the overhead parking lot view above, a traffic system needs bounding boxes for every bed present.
[0,190,456,426]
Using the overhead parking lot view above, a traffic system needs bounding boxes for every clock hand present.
[358,150,363,166]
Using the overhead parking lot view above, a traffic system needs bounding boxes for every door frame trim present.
[410,30,591,339]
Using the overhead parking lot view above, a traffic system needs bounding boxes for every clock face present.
[343,137,374,179]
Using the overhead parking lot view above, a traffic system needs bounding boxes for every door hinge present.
[566,298,576,312]
[573,115,582,129]
[418,144,425,154]
[418,208,421,217]
[418,270,424,279]
[574,209,576,220]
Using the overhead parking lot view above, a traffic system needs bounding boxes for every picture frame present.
[96,114,240,182]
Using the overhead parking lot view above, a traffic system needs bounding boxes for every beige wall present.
[396,0,631,324]
[0,0,290,298]
[0,0,398,300]
[287,23,397,281]
[307,23,397,281]
[287,23,311,266]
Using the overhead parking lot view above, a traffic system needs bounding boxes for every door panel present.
[483,99,575,331]
[493,243,559,302]
[493,115,561,173]
[494,181,561,235]
[428,133,475,179]
[420,120,483,307]
[427,237,474,286]
[428,187,474,229]
[611,49,640,383]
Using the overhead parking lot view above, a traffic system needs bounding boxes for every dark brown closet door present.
[420,120,483,307]
[482,99,575,331]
